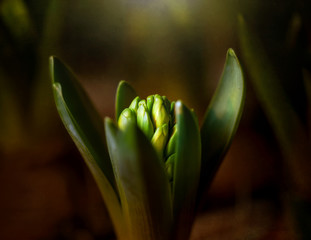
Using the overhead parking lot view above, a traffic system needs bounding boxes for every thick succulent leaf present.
[50,56,115,187]
[173,101,201,240]
[115,81,137,120]
[105,118,173,240]
[50,57,124,236]
[199,48,245,198]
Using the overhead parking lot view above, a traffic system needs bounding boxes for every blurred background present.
[0,0,311,239]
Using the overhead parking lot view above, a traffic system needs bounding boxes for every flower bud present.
[137,100,154,140]
[118,108,136,130]
[152,95,170,129]
[121,95,178,167]
[151,123,169,158]
[146,95,154,114]
[165,124,177,158]
[162,96,171,114]
[129,96,141,114]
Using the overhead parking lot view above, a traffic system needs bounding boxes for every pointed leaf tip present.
[49,56,55,83]
[115,81,137,120]
[49,56,62,79]
[227,48,236,57]
[49,55,54,66]
[175,100,183,115]
[51,59,128,238]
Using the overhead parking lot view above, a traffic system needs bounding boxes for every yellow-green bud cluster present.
[118,95,177,181]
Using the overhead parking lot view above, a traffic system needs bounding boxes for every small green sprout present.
[51,48,245,240]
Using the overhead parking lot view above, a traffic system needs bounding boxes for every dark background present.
[0,0,311,239]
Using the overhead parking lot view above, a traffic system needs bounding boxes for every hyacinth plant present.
[50,48,245,240]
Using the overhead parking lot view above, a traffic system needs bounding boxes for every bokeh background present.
[0,0,311,239]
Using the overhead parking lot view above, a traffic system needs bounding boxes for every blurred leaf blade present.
[31,0,66,135]
[238,16,299,146]
[199,48,245,198]
[173,101,201,240]
[105,119,173,240]
[0,0,35,43]
[238,16,311,194]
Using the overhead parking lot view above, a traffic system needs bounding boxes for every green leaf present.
[50,57,125,238]
[105,118,173,240]
[50,56,115,187]
[199,48,245,199]
[173,101,201,240]
[115,81,137,120]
